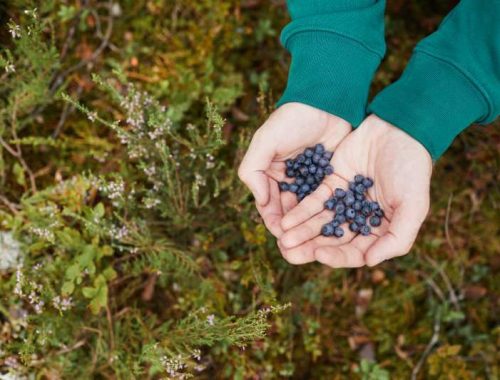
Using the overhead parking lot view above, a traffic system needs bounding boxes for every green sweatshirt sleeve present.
[277,0,386,127]
[368,0,500,160]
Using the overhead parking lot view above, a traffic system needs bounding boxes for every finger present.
[277,239,316,265]
[280,191,297,214]
[256,180,284,238]
[238,131,275,206]
[281,174,348,230]
[364,198,429,267]
[315,233,377,268]
[280,210,355,249]
[266,162,287,183]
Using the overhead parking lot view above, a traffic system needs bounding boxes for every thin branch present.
[411,308,441,380]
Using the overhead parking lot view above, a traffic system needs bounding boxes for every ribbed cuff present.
[368,51,488,160]
[277,32,382,127]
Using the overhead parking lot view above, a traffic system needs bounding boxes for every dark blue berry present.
[315,174,324,182]
[354,174,364,183]
[345,208,356,220]
[324,198,336,210]
[293,161,301,170]
[289,183,299,193]
[300,184,311,193]
[322,151,333,160]
[334,214,346,224]
[279,182,289,192]
[334,226,344,238]
[315,144,325,154]
[285,159,294,169]
[297,193,306,202]
[324,165,334,175]
[353,200,362,211]
[318,158,329,167]
[311,183,319,191]
[335,202,346,215]
[355,193,365,200]
[370,201,380,211]
[321,223,335,237]
[334,188,346,198]
[316,167,324,177]
[355,214,366,225]
[331,219,340,227]
[304,148,314,158]
[355,183,366,194]
[363,177,374,188]
[349,182,357,191]
[360,225,371,236]
[296,177,305,185]
[299,166,309,176]
[349,222,360,232]
[304,158,312,166]
[306,175,315,185]
[374,209,385,218]
[361,206,372,216]
[309,165,317,174]
[312,153,321,164]
[286,169,295,178]
[344,192,355,206]
[369,216,381,227]
[297,154,305,163]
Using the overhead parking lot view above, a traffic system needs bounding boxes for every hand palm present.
[279,115,432,267]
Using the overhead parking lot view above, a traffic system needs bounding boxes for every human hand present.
[279,114,432,267]
[238,102,351,264]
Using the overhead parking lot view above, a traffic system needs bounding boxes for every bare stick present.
[411,308,441,380]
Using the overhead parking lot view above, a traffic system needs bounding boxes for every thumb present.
[238,130,275,206]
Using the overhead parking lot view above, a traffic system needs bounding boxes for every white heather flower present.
[0,232,22,271]
[5,63,15,73]
[87,112,97,122]
[206,314,215,326]
[8,23,21,39]
[191,348,201,361]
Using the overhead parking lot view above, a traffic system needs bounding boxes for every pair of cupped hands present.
[239,103,433,268]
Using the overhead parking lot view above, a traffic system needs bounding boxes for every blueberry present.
[349,222,360,232]
[334,188,346,198]
[293,161,301,170]
[355,183,366,194]
[370,201,380,211]
[318,158,330,167]
[299,166,309,177]
[369,216,381,227]
[334,214,346,224]
[286,169,295,178]
[324,198,336,210]
[353,200,362,211]
[297,193,306,202]
[349,181,357,191]
[354,214,366,225]
[363,177,374,188]
[312,153,321,164]
[345,208,356,220]
[297,154,306,163]
[374,209,385,218]
[355,193,365,200]
[335,202,346,215]
[289,183,299,193]
[354,174,364,183]
[316,167,324,177]
[324,165,334,175]
[309,165,317,174]
[285,159,294,169]
[315,144,325,154]
[311,183,319,191]
[304,158,312,166]
[306,175,315,185]
[360,225,371,236]
[296,177,305,186]
[300,184,311,193]
[322,151,333,160]
[279,182,289,192]
[334,226,344,238]
[321,223,335,237]
[344,192,355,206]
[331,219,340,227]
[315,174,324,182]
[304,148,314,158]
[361,206,372,216]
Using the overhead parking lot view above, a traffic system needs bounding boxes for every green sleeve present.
[277,0,386,127]
[368,0,500,160]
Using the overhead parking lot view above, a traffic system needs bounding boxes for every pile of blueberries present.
[278,144,334,202]
[321,174,384,238]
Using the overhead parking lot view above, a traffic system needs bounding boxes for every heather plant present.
[1,2,499,380]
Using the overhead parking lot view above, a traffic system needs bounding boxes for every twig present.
[423,254,461,312]
[0,194,20,214]
[411,308,441,380]
[52,83,83,138]
[444,193,457,257]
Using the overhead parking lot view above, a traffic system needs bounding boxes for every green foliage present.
[0,1,498,379]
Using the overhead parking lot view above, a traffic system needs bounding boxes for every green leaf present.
[61,281,75,296]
